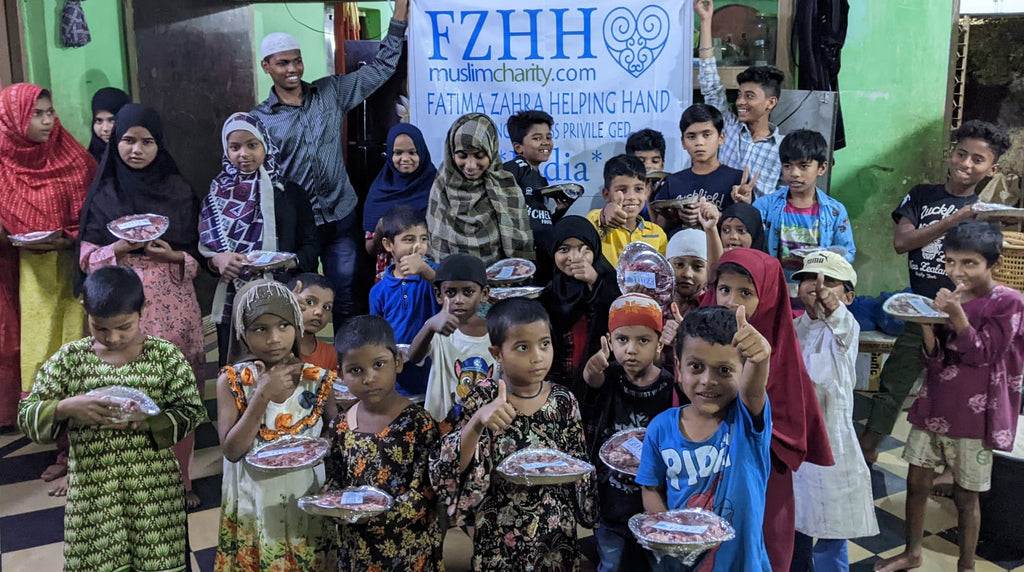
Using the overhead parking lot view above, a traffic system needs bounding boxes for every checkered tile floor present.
[2,327,1022,571]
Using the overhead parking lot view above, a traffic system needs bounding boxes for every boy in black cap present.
[408,253,500,421]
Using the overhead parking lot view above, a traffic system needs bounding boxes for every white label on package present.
[253,253,278,266]
[622,436,645,459]
[340,492,364,505]
[520,461,569,471]
[257,445,304,459]
[652,522,709,534]
[624,271,657,289]
[496,265,516,279]
[908,298,940,316]
[117,218,152,230]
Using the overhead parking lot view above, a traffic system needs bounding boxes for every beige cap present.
[792,250,857,288]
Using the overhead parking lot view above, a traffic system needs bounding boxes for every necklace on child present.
[508,381,545,400]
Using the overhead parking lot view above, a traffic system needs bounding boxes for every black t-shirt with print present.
[504,155,554,283]
[891,183,978,298]
[586,361,677,525]
[656,165,743,210]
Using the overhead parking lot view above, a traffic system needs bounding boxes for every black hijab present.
[719,202,768,252]
[87,87,130,162]
[541,215,620,336]
[79,104,202,253]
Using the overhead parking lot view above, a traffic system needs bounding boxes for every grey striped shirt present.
[253,20,407,225]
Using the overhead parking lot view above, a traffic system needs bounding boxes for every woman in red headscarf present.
[0,84,95,435]
[705,247,833,571]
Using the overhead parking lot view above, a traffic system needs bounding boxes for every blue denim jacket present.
[753,188,856,262]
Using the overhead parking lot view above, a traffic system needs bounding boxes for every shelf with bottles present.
[692,0,794,89]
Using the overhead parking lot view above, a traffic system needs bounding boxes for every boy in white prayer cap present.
[666,228,708,313]
[252,0,410,328]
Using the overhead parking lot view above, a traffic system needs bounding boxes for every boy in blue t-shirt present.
[369,204,439,397]
[637,305,773,571]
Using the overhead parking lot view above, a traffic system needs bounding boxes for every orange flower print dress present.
[215,362,335,572]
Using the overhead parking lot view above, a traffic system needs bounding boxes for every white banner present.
[409,1,693,211]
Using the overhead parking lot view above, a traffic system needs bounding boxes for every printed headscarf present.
[427,113,534,266]
[227,279,303,364]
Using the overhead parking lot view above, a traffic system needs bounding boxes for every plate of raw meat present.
[629,508,736,564]
[298,486,393,522]
[496,447,594,486]
[245,435,330,473]
[107,214,169,243]
[599,427,646,476]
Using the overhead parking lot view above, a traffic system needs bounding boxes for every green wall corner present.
[251,3,329,102]
[831,0,955,295]
[19,0,129,145]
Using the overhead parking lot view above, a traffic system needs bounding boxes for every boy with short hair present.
[504,109,562,284]
[409,253,500,421]
[696,0,785,198]
[588,154,668,266]
[369,205,439,396]
[876,221,1024,572]
[626,128,667,173]
[790,252,878,571]
[637,305,772,570]
[288,272,338,372]
[653,104,747,234]
[583,293,677,571]
[860,120,1012,464]
[749,129,855,284]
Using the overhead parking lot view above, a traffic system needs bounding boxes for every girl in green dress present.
[18,265,207,572]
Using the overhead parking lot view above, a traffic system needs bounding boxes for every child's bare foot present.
[874,550,922,571]
[930,468,954,497]
[859,430,880,465]
[47,476,68,497]
[185,490,201,510]
[40,462,67,482]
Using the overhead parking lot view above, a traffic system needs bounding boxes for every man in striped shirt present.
[252,0,408,322]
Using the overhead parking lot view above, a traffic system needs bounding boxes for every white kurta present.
[792,305,879,539]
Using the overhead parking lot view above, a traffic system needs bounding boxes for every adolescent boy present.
[409,253,500,421]
[626,128,667,173]
[860,120,1012,465]
[369,205,439,397]
[653,104,747,234]
[748,129,855,285]
[876,221,1024,572]
[18,266,207,572]
[791,252,878,571]
[588,154,668,266]
[637,305,772,571]
[696,0,785,198]
[504,110,563,283]
[583,293,677,571]
[288,273,338,372]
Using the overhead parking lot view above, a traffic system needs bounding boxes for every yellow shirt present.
[586,209,668,267]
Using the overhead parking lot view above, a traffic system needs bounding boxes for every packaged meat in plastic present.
[107,214,169,243]
[85,385,161,423]
[616,242,675,307]
[245,435,330,473]
[629,508,736,565]
[298,485,394,523]
[882,293,949,324]
[333,382,358,407]
[243,250,297,271]
[599,427,646,476]
[496,446,594,486]
[8,229,62,246]
[486,258,536,285]
[490,286,544,301]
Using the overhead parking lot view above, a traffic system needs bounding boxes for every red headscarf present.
[0,83,96,236]
[706,248,833,470]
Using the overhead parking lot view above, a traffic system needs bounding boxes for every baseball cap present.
[434,253,487,287]
[791,250,857,288]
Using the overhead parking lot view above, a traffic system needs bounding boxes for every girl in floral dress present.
[214,280,338,571]
[431,298,598,571]
[326,315,443,571]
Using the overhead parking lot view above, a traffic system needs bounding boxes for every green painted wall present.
[19,0,129,145]
[830,0,955,295]
[252,4,329,102]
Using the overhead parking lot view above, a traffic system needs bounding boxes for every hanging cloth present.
[794,0,849,149]
[60,0,91,48]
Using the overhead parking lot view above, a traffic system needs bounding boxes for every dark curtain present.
[794,0,850,150]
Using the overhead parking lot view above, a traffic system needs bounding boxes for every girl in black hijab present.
[538,215,621,396]
[87,87,130,162]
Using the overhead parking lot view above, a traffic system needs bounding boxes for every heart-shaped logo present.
[603,5,671,78]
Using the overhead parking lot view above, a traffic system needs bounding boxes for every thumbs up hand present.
[814,272,841,318]
[398,243,430,279]
[934,282,971,331]
[732,306,770,363]
[584,335,613,379]
[427,297,460,336]
[475,379,517,433]
[660,303,685,347]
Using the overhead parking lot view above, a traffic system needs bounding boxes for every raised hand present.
[732,306,770,363]
[475,379,516,433]
[730,167,760,204]
[815,272,841,317]
[933,283,968,315]
[697,200,721,231]
[695,0,715,21]
[584,335,613,380]
[398,243,430,278]
[601,201,628,230]
[660,303,685,347]
[427,297,460,336]
[567,257,598,286]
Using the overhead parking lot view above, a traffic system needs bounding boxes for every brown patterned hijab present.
[427,113,534,266]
